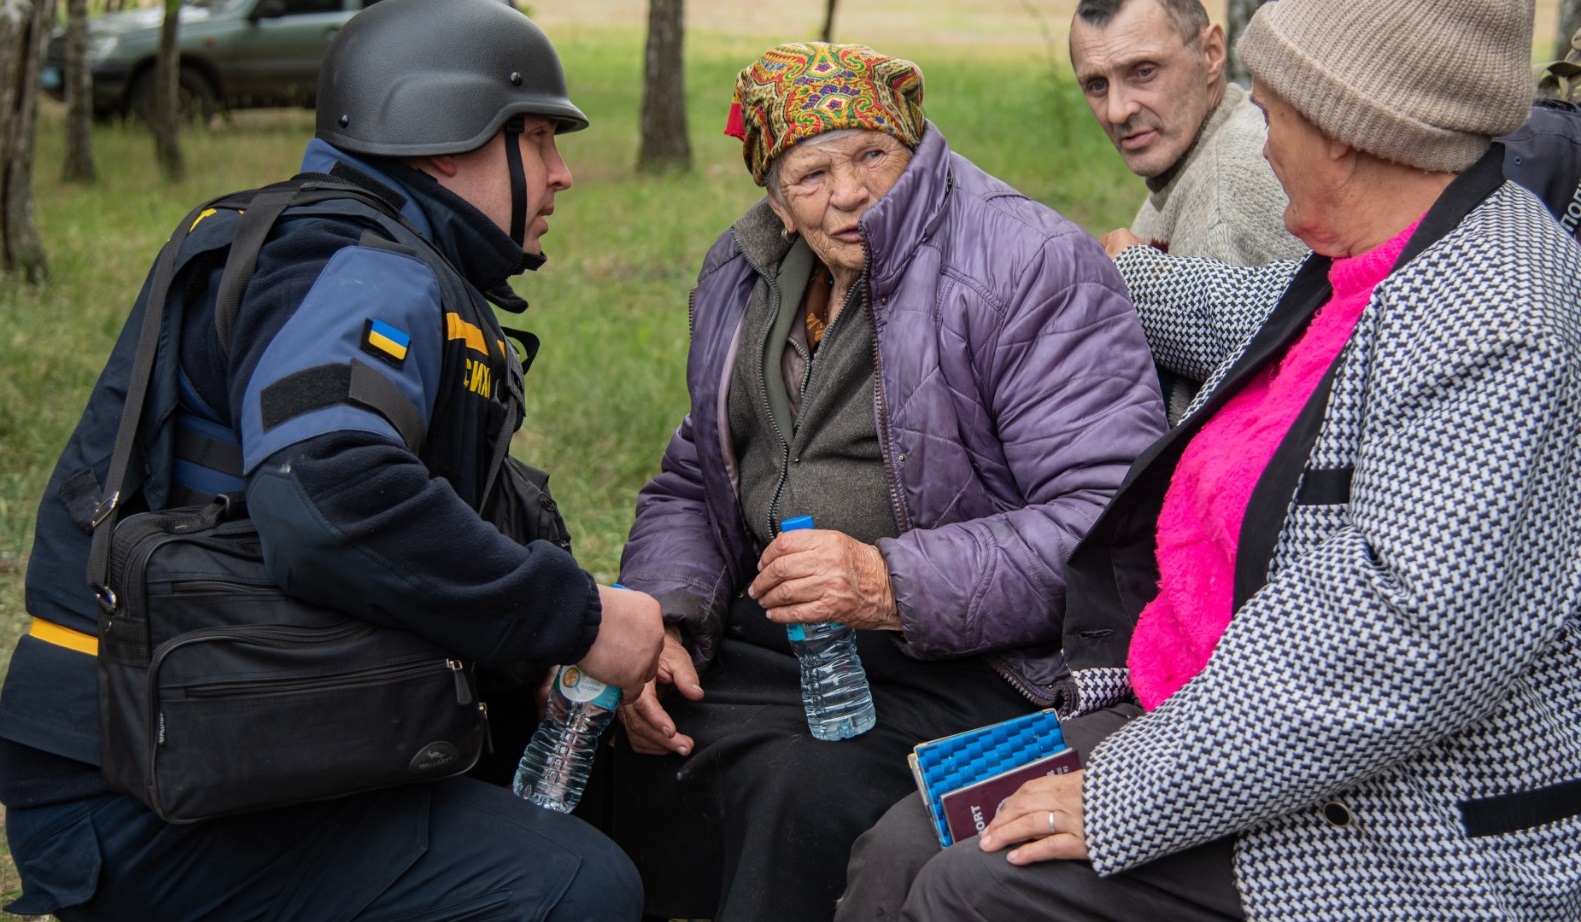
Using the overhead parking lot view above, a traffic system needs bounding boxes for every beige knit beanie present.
[1237,0,1534,172]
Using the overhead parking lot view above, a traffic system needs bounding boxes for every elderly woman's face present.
[1252,83,1348,252]
[768,130,913,277]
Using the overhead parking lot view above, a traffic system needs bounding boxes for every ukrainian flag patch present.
[362,318,410,369]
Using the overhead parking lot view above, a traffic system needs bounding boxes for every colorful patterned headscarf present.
[725,42,926,187]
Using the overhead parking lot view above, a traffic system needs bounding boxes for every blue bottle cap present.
[780,515,815,532]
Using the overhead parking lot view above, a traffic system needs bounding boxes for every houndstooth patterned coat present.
[1059,149,1581,919]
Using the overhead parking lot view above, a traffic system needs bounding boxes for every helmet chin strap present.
[503,115,546,270]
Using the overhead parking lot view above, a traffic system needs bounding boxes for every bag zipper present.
[182,656,471,701]
[165,578,278,593]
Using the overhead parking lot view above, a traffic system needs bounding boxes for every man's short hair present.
[1074,0,1211,46]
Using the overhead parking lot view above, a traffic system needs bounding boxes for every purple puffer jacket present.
[619,124,1165,705]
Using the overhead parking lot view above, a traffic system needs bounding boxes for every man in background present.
[1070,0,1306,422]
[1070,0,1304,265]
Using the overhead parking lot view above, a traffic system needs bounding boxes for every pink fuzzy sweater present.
[1127,218,1421,710]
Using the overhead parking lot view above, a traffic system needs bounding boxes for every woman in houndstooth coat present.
[837,0,1581,919]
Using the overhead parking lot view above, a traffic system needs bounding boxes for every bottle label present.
[556,665,621,708]
[786,622,846,642]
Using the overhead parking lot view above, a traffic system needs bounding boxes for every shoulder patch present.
[362,318,411,369]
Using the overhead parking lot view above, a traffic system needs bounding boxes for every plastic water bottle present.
[512,656,621,812]
[780,516,877,740]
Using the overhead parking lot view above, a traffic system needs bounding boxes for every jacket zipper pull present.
[479,700,494,754]
[448,658,473,706]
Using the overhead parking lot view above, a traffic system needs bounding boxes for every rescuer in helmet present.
[0,1,660,918]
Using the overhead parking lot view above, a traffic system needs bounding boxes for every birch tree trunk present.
[1224,0,1270,86]
[151,0,183,181]
[63,0,96,183]
[0,0,50,283]
[637,0,690,173]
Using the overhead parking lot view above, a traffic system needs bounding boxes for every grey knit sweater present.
[1130,83,1306,266]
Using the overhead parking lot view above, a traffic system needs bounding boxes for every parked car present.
[40,0,380,123]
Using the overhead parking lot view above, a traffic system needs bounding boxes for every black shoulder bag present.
[87,181,488,823]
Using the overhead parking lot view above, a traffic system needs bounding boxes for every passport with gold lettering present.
[907,708,1068,847]
[939,747,1082,843]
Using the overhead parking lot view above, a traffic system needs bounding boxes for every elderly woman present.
[608,43,1165,922]
[838,1,1581,920]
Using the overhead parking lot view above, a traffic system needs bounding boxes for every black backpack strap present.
[213,186,303,358]
[172,425,245,481]
[213,176,430,359]
[88,193,240,603]
[479,313,532,511]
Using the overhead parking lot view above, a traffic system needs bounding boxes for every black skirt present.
[608,594,1034,922]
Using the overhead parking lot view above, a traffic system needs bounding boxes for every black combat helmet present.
[317,0,588,156]
[315,0,587,253]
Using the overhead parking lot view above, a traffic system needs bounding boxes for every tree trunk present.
[1224,0,1271,86]
[0,0,51,283]
[821,0,837,43]
[151,0,183,181]
[636,0,690,174]
[63,0,96,183]
[1559,0,1581,62]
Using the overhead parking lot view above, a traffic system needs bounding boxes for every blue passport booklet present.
[907,708,1071,847]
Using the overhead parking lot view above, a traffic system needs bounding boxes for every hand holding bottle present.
[749,524,901,632]
[576,583,664,698]
[516,583,657,812]
[771,517,877,741]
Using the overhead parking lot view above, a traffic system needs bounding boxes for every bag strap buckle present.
[91,490,121,529]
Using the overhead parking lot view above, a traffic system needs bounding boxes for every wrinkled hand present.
[978,769,1089,864]
[1098,227,1146,259]
[617,626,704,756]
[749,528,900,631]
[575,585,664,699]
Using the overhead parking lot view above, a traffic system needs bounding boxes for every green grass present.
[0,28,1135,914]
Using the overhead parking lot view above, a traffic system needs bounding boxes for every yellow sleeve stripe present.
[29,618,99,657]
